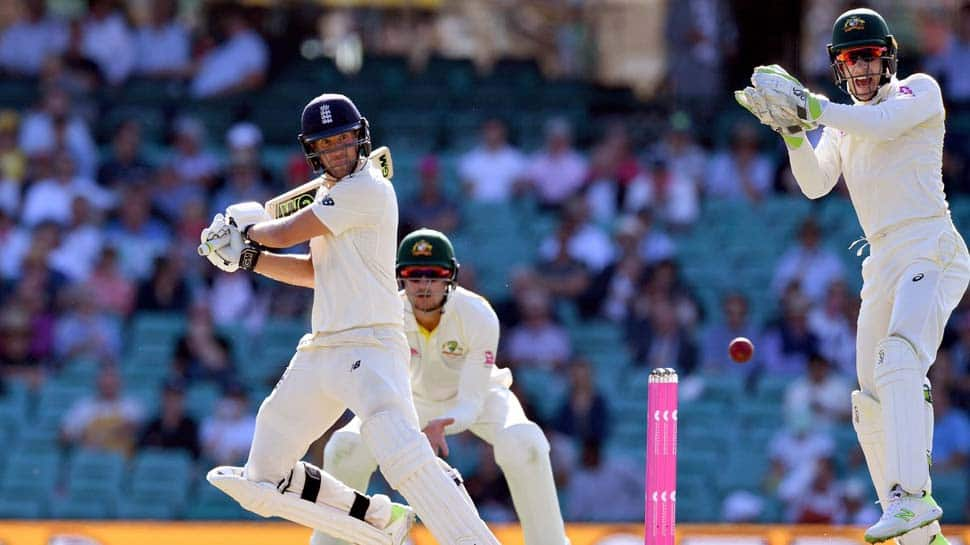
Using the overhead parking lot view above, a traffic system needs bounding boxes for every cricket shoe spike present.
[865,486,942,543]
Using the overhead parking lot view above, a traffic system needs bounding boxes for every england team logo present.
[320,104,333,124]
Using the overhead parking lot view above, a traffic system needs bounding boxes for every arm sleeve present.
[787,127,842,199]
[439,300,501,434]
[818,74,944,141]
[310,179,384,236]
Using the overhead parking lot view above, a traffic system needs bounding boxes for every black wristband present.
[239,246,261,271]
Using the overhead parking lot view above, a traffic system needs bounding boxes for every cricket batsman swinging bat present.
[265,145,394,219]
[198,146,393,257]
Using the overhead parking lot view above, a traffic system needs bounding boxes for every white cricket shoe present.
[865,487,942,543]
[384,503,415,545]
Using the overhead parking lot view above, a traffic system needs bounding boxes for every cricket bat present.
[265,146,394,219]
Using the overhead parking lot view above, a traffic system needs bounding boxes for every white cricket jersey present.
[301,162,403,341]
[403,286,513,433]
[788,74,949,239]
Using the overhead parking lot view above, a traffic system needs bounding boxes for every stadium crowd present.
[1,0,970,525]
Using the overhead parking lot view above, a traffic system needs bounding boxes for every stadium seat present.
[49,495,113,519]
[0,498,42,518]
[66,450,126,507]
[116,499,177,520]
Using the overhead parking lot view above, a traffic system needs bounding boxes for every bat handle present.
[198,242,215,256]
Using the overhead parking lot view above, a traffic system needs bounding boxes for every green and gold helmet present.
[396,228,459,282]
[827,8,898,100]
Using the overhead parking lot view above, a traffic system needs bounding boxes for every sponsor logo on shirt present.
[898,86,914,97]
[484,350,494,365]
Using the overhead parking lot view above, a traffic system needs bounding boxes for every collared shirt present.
[403,286,512,434]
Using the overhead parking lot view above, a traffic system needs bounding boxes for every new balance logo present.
[320,104,333,124]
[913,273,924,282]
[320,196,334,206]
[895,508,915,521]
[351,360,361,371]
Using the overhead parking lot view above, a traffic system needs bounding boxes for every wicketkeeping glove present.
[751,64,828,129]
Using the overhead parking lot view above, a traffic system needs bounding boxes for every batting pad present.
[207,466,391,545]
[361,411,500,545]
[852,390,939,544]
[874,336,932,494]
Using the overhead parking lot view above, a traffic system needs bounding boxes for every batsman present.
[198,94,501,545]
[736,8,970,544]
[313,228,569,545]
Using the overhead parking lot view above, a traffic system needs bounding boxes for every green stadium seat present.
[66,450,126,505]
[49,495,113,519]
[0,498,43,518]
[116,499,177,519]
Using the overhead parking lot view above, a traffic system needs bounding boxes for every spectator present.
[172,302,234,386]
[839,477,881,526]
[535,219,592,302]
[19,87,98,179]
[492,266,540,329]
[700,292,763,375]
[771,219,846,305]
[400,155,460,235]
[783,353,852,431]
[551,357,610,444]
[61,365,143,455]
[585,122,642,223]
[538,199,614,273]
[766,410,834,493]
[459,118,527,203]
[665,0,737,106]
[760,290,820,376]
[627,296,698,374]
[652,112,707,193]
[0,0,68,77]
[210,153,273,217]
[948,312,970,409]
[190,10,268,98]
[133,0,190,78]
[104,185,171,280]
[0,110,26,187]
[169,117,220,187]
[21,152,114,227]
[80,0,136,86]
[462,447,515,522]
[85,247,135,317]
[625,156,699,229]
[580,215,651,321]
[779,456,842,523]
[97,119,152,189]
[505,291,572,370]
[705,123,774,202]
[53,285,123,363]
[0,303,45,384]
[807,279,856,375]
[200,384,256,465]
[564,439,643,521]
[138,379,201,458]
[136,254,191,313]
[526,117,587,211]
[931,389,970,472]
[152,163,204,225]
[923,3,970,104]
[52,196,105,282]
